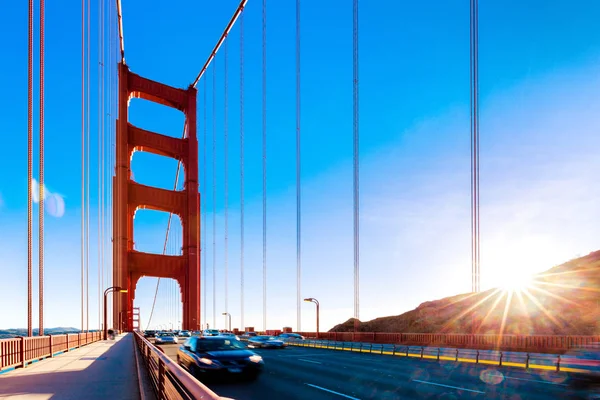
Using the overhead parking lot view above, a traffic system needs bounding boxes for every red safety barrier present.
[295,332,600,353]
[0,332,102,371]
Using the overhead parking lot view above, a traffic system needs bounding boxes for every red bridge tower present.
[113,63,201,332]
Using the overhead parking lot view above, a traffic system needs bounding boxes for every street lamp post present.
[304,298,320,338]
[222,312,231,331]
[103,286,128,340]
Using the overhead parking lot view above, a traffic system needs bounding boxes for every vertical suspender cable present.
[262,0,267,334]
[81,0,85,334]
[224,39,229,321]
[470,0,480,293]
[212,64,217,329]
[27,0,33,338]
[86,0,91,332]
[295,0,301,333]
[97,0,103,331]
[352,0,360,325]
[203,77,207,329]
[239,12,245,331]
[39,0,45,337]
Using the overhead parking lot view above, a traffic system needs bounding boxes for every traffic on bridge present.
[1,0,599,399]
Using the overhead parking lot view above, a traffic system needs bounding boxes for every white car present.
[155,332,178,345]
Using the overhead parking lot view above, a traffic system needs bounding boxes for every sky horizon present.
[1,0,599,332]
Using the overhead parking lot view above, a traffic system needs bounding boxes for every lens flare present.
[31,178,65,217]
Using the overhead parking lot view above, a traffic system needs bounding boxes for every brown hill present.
[330,251,600,335]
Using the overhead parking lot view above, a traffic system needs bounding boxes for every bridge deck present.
[0,333,142,400]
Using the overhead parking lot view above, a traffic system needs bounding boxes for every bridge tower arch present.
[113,63,200,332]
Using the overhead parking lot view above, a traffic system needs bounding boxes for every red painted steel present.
[0,332,102,371]
[113,63,201,333]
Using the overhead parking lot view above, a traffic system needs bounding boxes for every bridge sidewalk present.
[0,333,143,400]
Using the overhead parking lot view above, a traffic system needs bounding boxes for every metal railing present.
[289,338,598,373]
[295,332,600,353]
[0,331,102,371]
[132,331,230,400]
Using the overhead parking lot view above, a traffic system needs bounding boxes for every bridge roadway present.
[156,340,598,399]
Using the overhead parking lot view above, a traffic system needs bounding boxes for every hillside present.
[0,327,81,339]
[330,251,600,335]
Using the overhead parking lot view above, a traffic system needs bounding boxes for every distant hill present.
[0,327,82,339]
[330,251,600,335]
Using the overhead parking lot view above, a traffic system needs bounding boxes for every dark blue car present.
[177,335,264,381]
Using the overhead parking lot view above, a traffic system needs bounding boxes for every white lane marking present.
[412,379,485,394]
[305,383,361,400]
[505,376,567,386]
[299,359,322,364]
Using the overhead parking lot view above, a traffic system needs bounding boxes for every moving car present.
[277,333,305,341]
[202,329,221,336]
[177,336,264,381]
[155,332,178,345]
[179,330,192,338]
[238,332,258,342]
[247,335,287,349]
[144,330,157,338]
[564,344,600,388]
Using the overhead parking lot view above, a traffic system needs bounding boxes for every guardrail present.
[295,332,600,353]
[0,331,102,371]
[132,331,231,400]
[288,338,598,374]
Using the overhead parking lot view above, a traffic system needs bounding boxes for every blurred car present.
[179,330,192,338]
[202,329,221,337]
[564,344,600,388]
[144,330,156,338]
[177,336,264,381]
[155,332,178,345]
[277,333,304,342]
[238,332,258,342]
[247,335,287,349]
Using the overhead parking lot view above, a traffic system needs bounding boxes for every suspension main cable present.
[116,0,125,63]
[27,0,33,338]
[191,0,248,88]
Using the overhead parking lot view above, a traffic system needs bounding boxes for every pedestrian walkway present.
[0,333,142,400]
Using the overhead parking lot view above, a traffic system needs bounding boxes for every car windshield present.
[195,338,247,352]
[158,333,173,337]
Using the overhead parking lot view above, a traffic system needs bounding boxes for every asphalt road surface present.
[155,341,599,399]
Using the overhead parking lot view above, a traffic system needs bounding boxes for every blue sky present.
[0,0,599,332]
